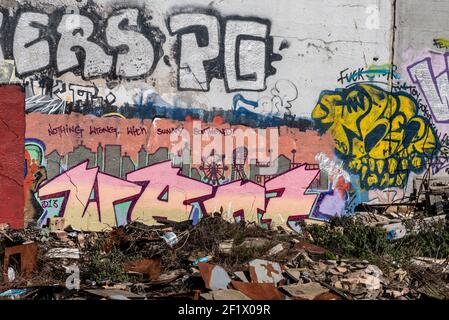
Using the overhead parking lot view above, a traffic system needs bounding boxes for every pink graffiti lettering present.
[126,161,213,225]
[37,161,321,231]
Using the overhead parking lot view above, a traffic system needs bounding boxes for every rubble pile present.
[287,257,411,300]
[0,213,448,300]
[353,176,449,241]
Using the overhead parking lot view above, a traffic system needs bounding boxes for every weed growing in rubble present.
[85,239,142,283]
[225,241,276,267]
[304,216,390,260]
[160,216,288,272]
[87,247,129,283]
[304,216,449,267]
[394,218,449,260]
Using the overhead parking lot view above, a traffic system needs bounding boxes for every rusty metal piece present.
[198,262,232,290]
[231,281,285,300]
[102,228,129,251]
[248,259,284,285]
[295,241,327,255]
[125,257,161,280]
[2,241,38,279]
[314,292,342,300]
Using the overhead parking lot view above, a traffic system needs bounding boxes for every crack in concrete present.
[271,35,378,46]
[65,171,91,217]
[179,65,209,91]
[307,43,337,57]
[386,0,398,204]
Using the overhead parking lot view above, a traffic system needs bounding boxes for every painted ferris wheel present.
[199,149,228,186]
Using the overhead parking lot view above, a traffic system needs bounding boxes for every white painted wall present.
[9,0,393,118]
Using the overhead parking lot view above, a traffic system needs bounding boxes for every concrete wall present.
[0,0,445,231]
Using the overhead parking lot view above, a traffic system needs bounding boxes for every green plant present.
[305,216,390,260]
[85,239,142,283]
[304,216,449,268]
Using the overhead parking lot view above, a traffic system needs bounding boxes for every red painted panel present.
[0,85,25,229]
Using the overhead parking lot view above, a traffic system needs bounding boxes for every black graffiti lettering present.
[168,13,220,91]
[225,19,269,91]
[13,11,50,76]
[56,13,113,78]
[105,8,157,78]
[127,126,147,136]
[168,11,280,92]
[69,83,98,105]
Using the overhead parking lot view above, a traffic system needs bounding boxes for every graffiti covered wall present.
[0,0,446,231]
